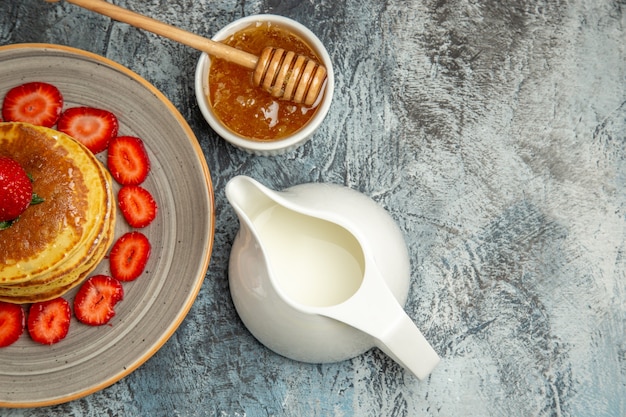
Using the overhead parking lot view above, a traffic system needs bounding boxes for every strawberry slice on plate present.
[57,106,119,154]
[74,275,124,326]
[109,231,152,282]
[27,298,71,345]
[1,81,63,127]
[118,185,158,228]
[0,302,25,348]
[107,135,151,185]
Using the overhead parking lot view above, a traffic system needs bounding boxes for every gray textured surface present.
[1,0,625,416]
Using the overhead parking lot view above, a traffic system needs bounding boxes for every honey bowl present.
[194,15,334,156]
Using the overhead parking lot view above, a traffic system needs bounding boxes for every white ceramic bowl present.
[194,15,334,156]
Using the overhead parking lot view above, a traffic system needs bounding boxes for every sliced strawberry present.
[0,156,33,223]
[27,298,71,345]
[56,106,119,154]
[1,81,63,127]
[118,185,157,228]
[109,231,151,282]
[74,275,124,326]
[0,302,25,348]
[107,135,151,185]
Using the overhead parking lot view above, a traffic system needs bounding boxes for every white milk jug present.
[226,175,440,380]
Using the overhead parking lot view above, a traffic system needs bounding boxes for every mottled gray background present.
[1,0,625,416]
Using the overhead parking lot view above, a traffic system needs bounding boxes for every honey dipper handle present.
[63,0,259,70]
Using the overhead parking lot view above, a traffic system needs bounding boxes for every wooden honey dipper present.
[46,0,328,106]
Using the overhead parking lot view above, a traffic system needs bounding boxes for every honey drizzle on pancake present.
[0,124,89,267]
[0,123,114,299]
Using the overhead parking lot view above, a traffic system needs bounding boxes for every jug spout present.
[225,175,277,223]
[315,263,440,380]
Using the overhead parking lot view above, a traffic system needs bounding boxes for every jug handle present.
[315,265,440,380]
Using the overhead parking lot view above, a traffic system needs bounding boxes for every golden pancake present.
[0,192,115,303]
[0,159,115,302]
[0,122,115,302]
[0,122,109,283]
[0,156,112,285]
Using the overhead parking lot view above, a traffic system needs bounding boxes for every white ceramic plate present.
[0,44,214,407]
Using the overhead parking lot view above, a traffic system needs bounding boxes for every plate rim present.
[0,42,215,408]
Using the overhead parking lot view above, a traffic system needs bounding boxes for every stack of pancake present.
[0,122,115,303]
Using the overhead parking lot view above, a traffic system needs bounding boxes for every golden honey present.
[208,22,321,141]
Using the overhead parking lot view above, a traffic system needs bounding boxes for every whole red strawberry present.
[0,156,33,222]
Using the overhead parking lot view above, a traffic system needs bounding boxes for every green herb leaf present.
[0,220,14,230]
[31,193,44,205]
